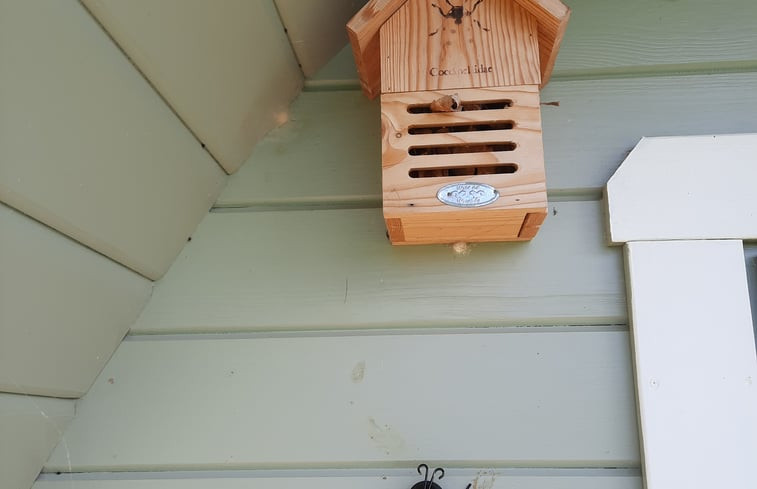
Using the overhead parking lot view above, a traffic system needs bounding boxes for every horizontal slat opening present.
[408,121,514,134]
[407,99,513,113]
[409,164,518,178]
[409,142,516,156]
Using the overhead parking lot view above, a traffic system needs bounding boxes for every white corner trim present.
[606,133,757,244]
[606,134,757,489]
[625,240,757,488]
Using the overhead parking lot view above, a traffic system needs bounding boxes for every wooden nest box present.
[347,0,570,244]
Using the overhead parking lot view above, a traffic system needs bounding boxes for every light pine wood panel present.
[45,331,639,471]
[34,470,641,489]
[82,0,303,173]
[512,0,570,86]
[132,201,623,334]
[346,0,407,97]
[0,203,151,398]
[0,0,226,280]
[379,0,541,93]
[275,0,364,77]
[0,393,74,489]
[317,0,757,83]
[624,241,757,488]
[220,73,757,207]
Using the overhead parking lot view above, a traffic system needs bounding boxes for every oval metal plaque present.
[437,182,499,208]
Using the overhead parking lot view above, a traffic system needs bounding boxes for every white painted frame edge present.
[605,134,757,489]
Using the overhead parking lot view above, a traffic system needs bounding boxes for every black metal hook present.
[411,464,470,489]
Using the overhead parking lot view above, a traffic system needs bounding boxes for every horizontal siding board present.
[0,393,75,489]
[82,0,303,173]
[0,0,227,280]
[219,73,757,207]
[132,201,625,334]
[309,0,757,83]
[217,90,381,208]
[552,0,757,75]
[541,75,757,195]
[0,203,151,398]
[34,471,642,489]
[44,331,639,471]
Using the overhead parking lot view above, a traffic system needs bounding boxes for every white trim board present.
[606,134,757,243]
[625,240,757,488]
[606,134,757,489]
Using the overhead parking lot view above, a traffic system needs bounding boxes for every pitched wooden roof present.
[347,0,570,98]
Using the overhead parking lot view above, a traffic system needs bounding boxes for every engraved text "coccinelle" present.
[429,65,493,76]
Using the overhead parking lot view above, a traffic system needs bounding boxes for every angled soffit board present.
[275,0,366,77]
[606,134,757,489]
[0,394,74,489]
[0,0,226,281]
[82,0,304,173]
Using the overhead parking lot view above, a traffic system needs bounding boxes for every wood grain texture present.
[380,0,541,93]
[347,0,407,97]
[0,0,227,280]
[218,73,757,208]
[380,86,545,243]
[381,88,544,206]
[275,0,364,77]
[349,0,566,96]
[0,203,151,398]
[385,208,542,245]
[34,472,642,489]
[606,134,757,243]
[518,211,547,238]
[82,0,303,173]
[45,332,639,471]
[132,201,624,334]
[625,241,757,489]
[1,393,74,489]
[339,0,757,85]
[513,0,569,86]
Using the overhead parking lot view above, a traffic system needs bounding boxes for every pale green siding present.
[35,0,757,488]
[0,0,226,281]
[81,0,303,174]
[0,394,74,489]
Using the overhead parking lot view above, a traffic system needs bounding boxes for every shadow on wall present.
[746,250,757,341]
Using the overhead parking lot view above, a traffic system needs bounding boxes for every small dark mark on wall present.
[553,207,558,216]
[541,101,560,107]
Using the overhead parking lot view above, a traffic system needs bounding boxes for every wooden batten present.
[380,0,541,93]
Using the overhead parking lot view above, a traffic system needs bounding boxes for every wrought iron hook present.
[429,467,445,486]
[410,464,463,489]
